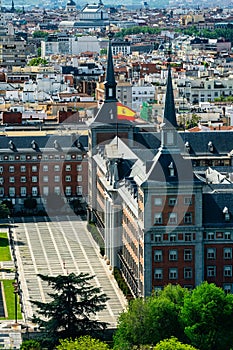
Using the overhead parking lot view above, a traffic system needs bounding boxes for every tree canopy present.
[113,283,233,350]
[181,282,233,350]
[28,57,48,66]
[56,336,110,350]
[154,337,199,350]
[31,272,109,348]
[113,284,188,349]
[32,31,49,39]
[0,203,10,219]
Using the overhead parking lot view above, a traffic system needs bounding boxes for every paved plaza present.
[13,215,127,328]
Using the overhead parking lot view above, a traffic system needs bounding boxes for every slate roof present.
[203,192,233,227]
[142,150,196,186]
[0,134,87,152]
[180,131,233,156]
[135,130,233,156]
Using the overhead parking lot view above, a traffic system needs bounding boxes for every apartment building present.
[0,134,88,214]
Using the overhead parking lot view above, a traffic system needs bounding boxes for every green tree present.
[154,337,199,350]
[32,31,49,39]
[20,339,42,350]
[0,203,10,219]
[28,57,48,66]
[56,336,110,349]
[31,272,109,348]
[181,282,233,350]
[113,284,188,349]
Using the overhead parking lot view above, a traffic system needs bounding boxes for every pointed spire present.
[104,31,117,102]
[163,63,177,128]
[163,42,177,129]
[11,0,15,12]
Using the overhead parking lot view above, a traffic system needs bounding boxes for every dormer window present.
[168,162,175,176]
[223,207,230,221]
[8,140,16,151]
[208,141,214,152]
[185,141,190,152]
[31,140,38,150]
[54,140,60,149]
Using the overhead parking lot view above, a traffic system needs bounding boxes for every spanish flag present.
[117,102,136,121]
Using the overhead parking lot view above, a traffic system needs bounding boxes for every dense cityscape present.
[0,0,233,348]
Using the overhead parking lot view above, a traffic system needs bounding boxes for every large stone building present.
[88,36,233,297]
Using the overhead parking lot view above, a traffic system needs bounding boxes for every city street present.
[13,215,127,328]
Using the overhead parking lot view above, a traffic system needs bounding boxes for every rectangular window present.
[184,212,192,224]
[0,166,3,173]
[169,268,178,279]
[9,155,14,161]
[43,176,48,182]
[224,248,232,259]
[32,176,37,183]
[184,267,192,279]
[155,234,162,242]
[184,249,192,261]
[76,164,82,171]
[0,187,4,196]
[154,213,162,224]
[20,176,26,183]
[54,186,60,195]
[20,165,26,172]
[65,186,72,196]
[9,166,15,173]
[169,198,177,206]
[9,177,15,183]
[169,249,178,261]
[224,232,231,240]
[184,233,192,241]
[154,198,162,206]
[43,186,49,196]
[32,187,38,196]
[77,175,82,182]
[65,175,71,182]
[207,232,215,240]
[65,165,71,171]
[154,268,163,280]
[43,165,48,172]
[54,165,60,172]
[224,284,232,293]
[20,155,26,161]
[54,175,60,182]
[184,197,192,205]
[76,155,82,160]
[0,177,3,185]
[224,266,232,277]
[207,248,216,259]
[76,186,82,195]
[9,187,15,197]
[207,266,216,277]
[32,165,37,172]
[20,187,27,197]
[154,250,163,262]
[169,213,177,224]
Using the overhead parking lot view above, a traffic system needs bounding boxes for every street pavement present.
[13,215,127,329]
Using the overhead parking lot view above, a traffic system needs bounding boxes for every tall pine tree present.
[31,272,109,347]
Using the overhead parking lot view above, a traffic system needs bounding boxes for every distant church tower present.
[10,0,15,13]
